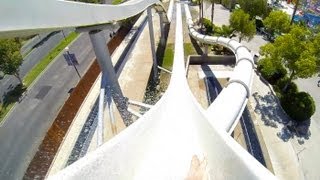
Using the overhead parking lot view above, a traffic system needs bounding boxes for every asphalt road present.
[0,33,97,180]
[0,30,72,101]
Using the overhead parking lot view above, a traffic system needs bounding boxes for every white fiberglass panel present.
[0,0,164,37]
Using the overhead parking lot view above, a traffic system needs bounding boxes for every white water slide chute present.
[0,0,168,38]
[0,0,275,179]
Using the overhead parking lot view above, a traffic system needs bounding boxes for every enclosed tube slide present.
[48,3,275,179]
[183,4,254,134]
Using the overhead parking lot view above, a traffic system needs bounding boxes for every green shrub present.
[213,25,234,37]
[112,0,122,5]
[202,18,214,34]
[280,91,316,122]
[191,0,199,5]
[257,58,287,85]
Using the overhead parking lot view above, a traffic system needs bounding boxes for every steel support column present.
[147,7,158,80]
[89,30,132,129]
[159,12,165,45]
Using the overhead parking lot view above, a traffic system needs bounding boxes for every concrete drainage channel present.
[65,15,148,167]
[239,107,266,167]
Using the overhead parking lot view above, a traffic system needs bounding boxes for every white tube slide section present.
[184,4,254,134]
[0,0,167,38]
[49,3,275,179]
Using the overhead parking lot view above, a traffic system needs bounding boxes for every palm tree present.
[210,0,215,23]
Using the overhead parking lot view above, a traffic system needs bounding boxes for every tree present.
[0,39,23,85]
[229,9,256,42]
[312,32,320,71]
[238,0,268,19]
[260,25,318,92]
[263,10,291,35]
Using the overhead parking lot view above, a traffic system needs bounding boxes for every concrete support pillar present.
[147,7,158,80]
[159,12,165,45]
[204,45,209,55]
[89,30,132,129]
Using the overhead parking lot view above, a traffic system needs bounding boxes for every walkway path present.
[249,71,304,180]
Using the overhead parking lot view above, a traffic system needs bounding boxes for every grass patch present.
[0,32,79,123]
[162,43,174,70]
[184,43,196,57]
[112,0,122,4]
[161,43,197,70]
[23,32,79,87]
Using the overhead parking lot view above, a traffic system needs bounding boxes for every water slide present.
[0,0,275,179]
[183,4,254,134]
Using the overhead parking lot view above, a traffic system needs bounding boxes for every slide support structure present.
[89,29,132,127]
[147,6,158,81]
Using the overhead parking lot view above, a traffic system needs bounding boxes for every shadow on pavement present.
[252,92,311,143]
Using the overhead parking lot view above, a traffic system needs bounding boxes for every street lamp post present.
[65,46,81,78]
[61,30,66,40]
